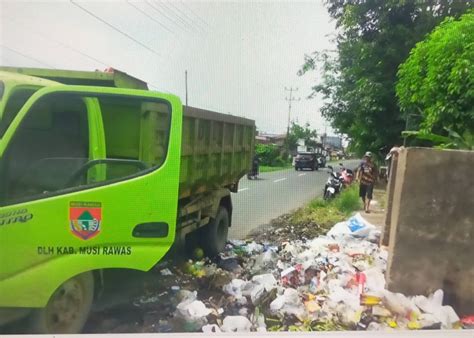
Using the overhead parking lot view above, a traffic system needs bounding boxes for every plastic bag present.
[223,279,247,298]
[269,288,305,318]
[251,273,277,291]
[221,316,252,332]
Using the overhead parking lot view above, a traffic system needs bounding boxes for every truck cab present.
[0,68,183,332]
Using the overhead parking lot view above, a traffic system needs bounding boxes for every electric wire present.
[70,0,162,57]
[177,2,210,29]
[126,1,177,37]
[154,1,202,34]
[167,2,206,32]
[0,44,56,69]
[145,0,191,34]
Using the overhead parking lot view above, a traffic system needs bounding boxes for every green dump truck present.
[0,67,255,333]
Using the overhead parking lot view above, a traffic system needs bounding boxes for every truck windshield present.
[0,91,171,206]
[0,87,37,138]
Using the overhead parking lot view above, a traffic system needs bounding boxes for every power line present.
[155,1,202,34]
[126,1,177,36]
[70,0,162,57]
[0,44,56,69]
[168,2,206,32]
[145,0,191,34]
[4,16,109,68]
[178,2,210,29]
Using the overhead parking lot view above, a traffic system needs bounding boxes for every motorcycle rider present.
[251,154,260,177]
[356,151,378,213]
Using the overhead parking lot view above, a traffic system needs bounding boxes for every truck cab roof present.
[0,70,60,88]
[0,67,148,90]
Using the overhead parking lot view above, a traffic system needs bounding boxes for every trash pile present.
[127,213,469,333]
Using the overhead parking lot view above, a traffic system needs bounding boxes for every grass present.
[290,184,362,231]
[332,184,362,214]
[259,165,292,173]
[259,184,364,241]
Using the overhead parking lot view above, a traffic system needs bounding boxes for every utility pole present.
[285,87,300,141]
[185,70,188,106]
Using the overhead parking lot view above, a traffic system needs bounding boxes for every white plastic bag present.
[221,316,252,332]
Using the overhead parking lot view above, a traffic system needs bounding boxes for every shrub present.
[255,144,280,166]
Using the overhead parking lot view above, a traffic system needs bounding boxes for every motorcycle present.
[323,165,344,200]
[247,158,260,180]
[317,155,326,168]
[339,163,354,187]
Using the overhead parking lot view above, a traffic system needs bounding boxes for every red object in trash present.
[461,315,474,328]
[355,272,366,294]
[346,272,367,293]
[355,272,366,285]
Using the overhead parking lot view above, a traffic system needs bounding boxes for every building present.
[255,133,286,147]
[321,135,343,150]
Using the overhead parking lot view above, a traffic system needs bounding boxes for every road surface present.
[229,160,360,239]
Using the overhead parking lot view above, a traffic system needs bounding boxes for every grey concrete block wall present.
[381,156,399,246]
[386,147,474,315]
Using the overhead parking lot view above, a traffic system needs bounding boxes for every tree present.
[287,121,318,152]
[396,11,474,135]
[299,0,472,155]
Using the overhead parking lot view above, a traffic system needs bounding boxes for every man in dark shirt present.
[357,151,378,213]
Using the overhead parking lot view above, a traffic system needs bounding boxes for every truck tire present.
[28,271,94,334]
[202,206,229,257]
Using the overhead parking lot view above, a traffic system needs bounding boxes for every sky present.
[0,0,337,135]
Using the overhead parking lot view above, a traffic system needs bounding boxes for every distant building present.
[255,135,270,144]
[321,135,343,150]
[256,133,286,147]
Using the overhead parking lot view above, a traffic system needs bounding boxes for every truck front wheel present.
[203,206,229,257]
[29,271,94,334]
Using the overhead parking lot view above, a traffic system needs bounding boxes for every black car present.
[295,152,318,171]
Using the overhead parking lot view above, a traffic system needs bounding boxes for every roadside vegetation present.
[298,1,472,156]
[294,184,362,228]
[259,165,292,173]
[252,185,362,242]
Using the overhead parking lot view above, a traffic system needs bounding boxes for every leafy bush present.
[272,155,289,167]
[333,185,362,215]
[255,144,280,166]
[255,145,290,166]
[402,128,474,150]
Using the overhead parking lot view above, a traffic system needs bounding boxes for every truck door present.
[0,86,182,308]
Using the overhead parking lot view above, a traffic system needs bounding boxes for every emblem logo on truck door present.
[69,202,102,240]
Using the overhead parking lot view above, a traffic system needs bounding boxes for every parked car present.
[295,152,318,171]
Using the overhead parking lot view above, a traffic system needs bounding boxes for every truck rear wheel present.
[202,206,229,257]
[29,271,94,334]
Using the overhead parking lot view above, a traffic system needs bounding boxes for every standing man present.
[357,151,378,213]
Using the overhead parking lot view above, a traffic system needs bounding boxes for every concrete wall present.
[381,155,399,246]
[385,147,474,315]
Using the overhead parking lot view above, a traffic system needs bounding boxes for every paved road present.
[229,160,361,239]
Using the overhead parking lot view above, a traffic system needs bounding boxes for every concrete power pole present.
[285,87,300,142]
[185,70,188,106]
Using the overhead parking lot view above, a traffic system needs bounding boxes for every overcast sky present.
[0,0,336,135]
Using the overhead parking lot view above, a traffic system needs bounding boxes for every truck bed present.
[180,106,254,199]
